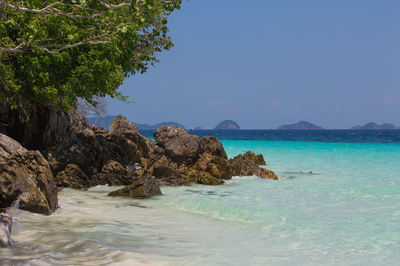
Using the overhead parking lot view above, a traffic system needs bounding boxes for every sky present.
[107,0,400,129]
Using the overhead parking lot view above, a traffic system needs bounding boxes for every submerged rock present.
[108,178,162,199]
[0,134,58,215]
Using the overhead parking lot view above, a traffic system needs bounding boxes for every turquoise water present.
[1,140,400,265]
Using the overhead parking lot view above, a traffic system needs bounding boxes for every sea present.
[1,130,399,265]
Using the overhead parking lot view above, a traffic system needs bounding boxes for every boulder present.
[242,151,266,166]
[154,126,201,165]
[55,164,92,190]
[184,169,224,185]
[0,134,58,215]
[199,136,228,159]
[229,151,278,180]
[258,168,279,180]
[94,160,141,186]
[192,153,233,180]
[108,178,162,199]
[109,115,138,136]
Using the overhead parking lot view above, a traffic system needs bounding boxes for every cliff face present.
[214,120,240,130]
[278,121,324,130]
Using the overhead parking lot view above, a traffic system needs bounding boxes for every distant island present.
[214,120,240,130]
[88,116,186,130]
[278,121,324,130]
[351,122,398,130]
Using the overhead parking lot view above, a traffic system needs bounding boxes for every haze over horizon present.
[107,0,400,129]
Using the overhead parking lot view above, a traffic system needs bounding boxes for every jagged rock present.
[55,164,91,190]
[258,168,279,180]
[154,126,201,165]
[191,153,233,180]
[108,178,162,199]
[0,134,58,215]
[46,124,139,180]
[199,136,228,159]
[229,151,278,180]
[94,160,141,186]
[184,169,224,185]
[242,151,266,166]
[109,115,138,136]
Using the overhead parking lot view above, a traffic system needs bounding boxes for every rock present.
[0,134,58,215]
[94,160,141,186]
[0,212,12,248]
[191,153,233,180]
[55,164,91,190]
[199,136,228,159]
[258,168,279,180]
[109,115,138,136]
[154,126,201,165]
[185,170,224,185]
[242,151,266,166]
[0,134,28,160]
[229,151,278,180]
[46,112,143,187]
[108,178,162,199]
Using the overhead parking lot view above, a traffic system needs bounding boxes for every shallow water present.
[1,141,399,265]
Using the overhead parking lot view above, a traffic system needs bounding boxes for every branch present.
[97,0,135,10]
[0,0,101,18]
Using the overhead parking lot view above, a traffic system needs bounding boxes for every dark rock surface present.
[55,164,91,190]
[230,151,278,180]
[108,178,162,199]
[109,115,139,136]
[154,126,201,165]
[0,134,58,215]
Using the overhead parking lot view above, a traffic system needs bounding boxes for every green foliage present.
[0,0,181,109]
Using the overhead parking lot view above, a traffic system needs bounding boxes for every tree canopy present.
[0,0,182,109]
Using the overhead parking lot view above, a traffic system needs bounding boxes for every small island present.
[351,122,398,130]
[278,121,324,130]
[214,120,240,130]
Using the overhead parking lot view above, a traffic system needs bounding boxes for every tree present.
[0,0,182,109]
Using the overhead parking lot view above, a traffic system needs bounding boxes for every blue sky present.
[108,0,400,129]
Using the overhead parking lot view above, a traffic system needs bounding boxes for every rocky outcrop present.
[0,134,58,215]
[230,151,278,180]
[2,109,277,203]
[55,164,91,190]
[150,126,277,184]
[109,115,139,136]
[154,126,201,165]
[108,178,162,199]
